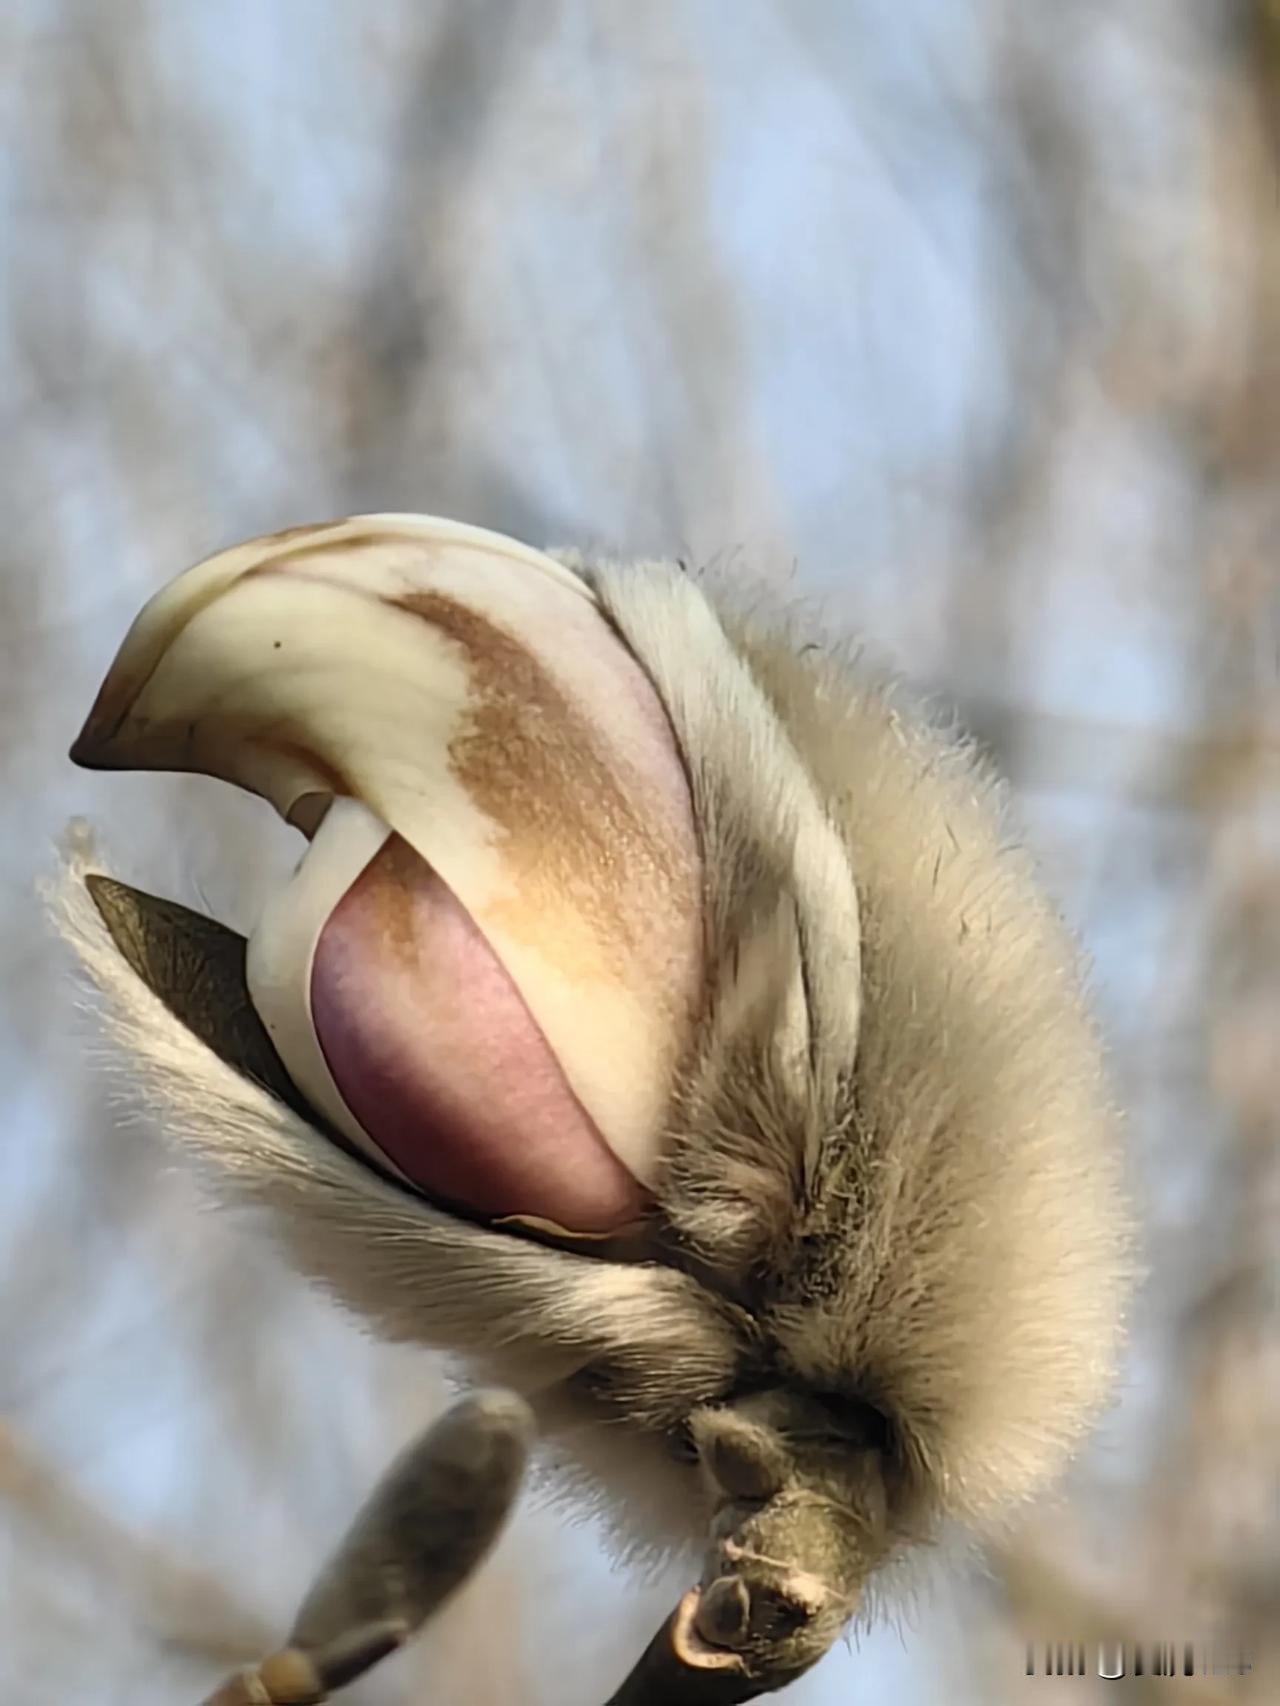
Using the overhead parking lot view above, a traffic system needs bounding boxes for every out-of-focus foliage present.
[0,3,1275,1702]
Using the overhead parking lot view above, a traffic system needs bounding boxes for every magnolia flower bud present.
[70,515,704,1235]
[63,511,1135,1703]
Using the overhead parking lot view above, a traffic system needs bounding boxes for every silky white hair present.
[50,554,1135,1575]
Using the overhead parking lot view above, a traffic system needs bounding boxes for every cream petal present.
[245,795,400,1171]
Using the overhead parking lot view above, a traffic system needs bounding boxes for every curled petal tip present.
[68,704,122,769]
[67,731,96,769]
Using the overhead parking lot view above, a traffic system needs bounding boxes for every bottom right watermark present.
[1025,1643,1253,1679]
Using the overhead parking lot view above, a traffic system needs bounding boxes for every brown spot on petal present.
[388,590,697,1002]
[348,832,426,964]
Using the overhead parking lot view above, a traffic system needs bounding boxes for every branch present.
[0,1418,273,1663]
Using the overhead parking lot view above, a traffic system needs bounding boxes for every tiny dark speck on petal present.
[274,640,282,649]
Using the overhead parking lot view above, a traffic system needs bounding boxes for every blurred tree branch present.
[0,1419,273,1663]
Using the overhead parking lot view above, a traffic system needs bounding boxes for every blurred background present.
[1,2,1277,1701]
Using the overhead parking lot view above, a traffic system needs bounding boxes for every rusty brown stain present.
[387,590,696,996]
[344,832,423,965]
